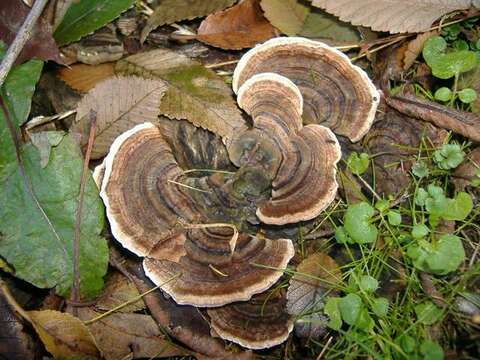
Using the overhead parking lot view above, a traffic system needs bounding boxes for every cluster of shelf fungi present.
[93,37,380,349]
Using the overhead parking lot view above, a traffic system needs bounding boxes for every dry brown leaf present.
[95,272,145,313]
[141,0,236,42]
[403,31,438,71]
[72,76,167,159]
[78,308,189,360]
[27,310,100,359]
[286,253,341,339]
[312,0,472,33]
[260,0,310,35]
[115,49,247,144]
[57,63,115,93]
[197,0,278,50]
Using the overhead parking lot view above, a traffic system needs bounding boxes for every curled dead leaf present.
[57,63,115,93]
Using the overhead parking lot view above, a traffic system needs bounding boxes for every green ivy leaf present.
[425,234,465,275]
[458,88,477,103]
[412,224,430,239]
[433,144,465,170]
[415,302,442,325]
[339,293,363,325]
[387,210,402,226]
[344,202,378,244]
[372,297,389,318]
[434,87,452,102]
[420,340,444,360]
[54,0,136,46]
[346,152,369,175]
[412,160,430,178]
[359,275,378,292]
[324,297,342,330]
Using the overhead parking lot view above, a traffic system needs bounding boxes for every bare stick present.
[71,110,97,312]
[0,0,49,88]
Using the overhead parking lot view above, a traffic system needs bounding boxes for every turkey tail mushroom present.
[229,73,342,225]
[232,37,380,142]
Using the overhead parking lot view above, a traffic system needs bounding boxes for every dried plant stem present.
[0,0,49,88]
[205,60,239,69]
[71,111,97,312]
[316,336,333,360]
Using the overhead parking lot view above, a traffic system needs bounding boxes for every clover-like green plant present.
[432,143,465,170]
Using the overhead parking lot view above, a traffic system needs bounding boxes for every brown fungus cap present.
[100,123,294,307]
[229,73,341,225]
[232,37,380,142]
[207,291,294,349]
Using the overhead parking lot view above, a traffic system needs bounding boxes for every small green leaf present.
[458,88,477,103]
[324,297,342,330]
[387,210,402,226]
[396,335,416,353]
[372,297,389,317]
[344,202,378,244]
[339,294,363,325]
[412,160,430,178]
[54,0,136,46]
[420,340,444,360]
[425,234,465,275]
[335,226,352,244]
[416,188,429,206]
[415,302,443,325]
[375,199,390,213]
[442,192,473,221]
[355,308,374,332]
[359,275,378,292]
[433,144,465,170]
[412,224,430,239]
[434,87,452,102]
[346,152,370,175]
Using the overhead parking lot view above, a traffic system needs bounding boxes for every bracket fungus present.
[228,73,341,225]
[232,37,380,142]
[97,37,381,350]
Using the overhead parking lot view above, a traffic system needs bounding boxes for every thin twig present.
[205,60,239,69]
[71,111,97,313]
[0,0,49,88]
[316,336,333,360]
[0,96,67,259]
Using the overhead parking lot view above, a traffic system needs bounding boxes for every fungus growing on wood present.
[228,73,342,225]
[99,123,295,308]
[232,37,380,142]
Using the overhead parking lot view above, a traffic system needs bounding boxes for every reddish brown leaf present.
[197,0,278,50]
[57,63,115,93]
[0,0,63,65]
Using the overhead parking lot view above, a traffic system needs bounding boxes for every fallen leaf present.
[54,0,136,46]
[78,308,189,359]
[28,310,100,359]
[141,0,236,42]
[72,76,168,159]
[0,0,63,65]
[95,272,145,313]
[0,134,109,299]
[115,49,246,144]
[311,0,472,34]
[260,0,310,36]
[298,8,360,44]
[28,131,65,168]
[0,289,36,360]
[57,63,116,93]
[197,0,278,50]
[403,31,438,71]
[286,253,341,339]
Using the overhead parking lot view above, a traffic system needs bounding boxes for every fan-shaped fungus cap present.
[208,291,294,349]
[232,37,380,142]
[229,73,341,225]
[100,123,295,307]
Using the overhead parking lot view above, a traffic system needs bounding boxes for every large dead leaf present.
[57,63,115,93]
[115,49,246,144]
[141,0,236,42]
[286,253,341,339]
[27,310,100,359]
[260,0,310,35]
[78,308,189,360]
[95,272,145,313]
[72,76,167,159]
[0,0,63,64]
[197,0,278,50]
[312,0,473,33]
